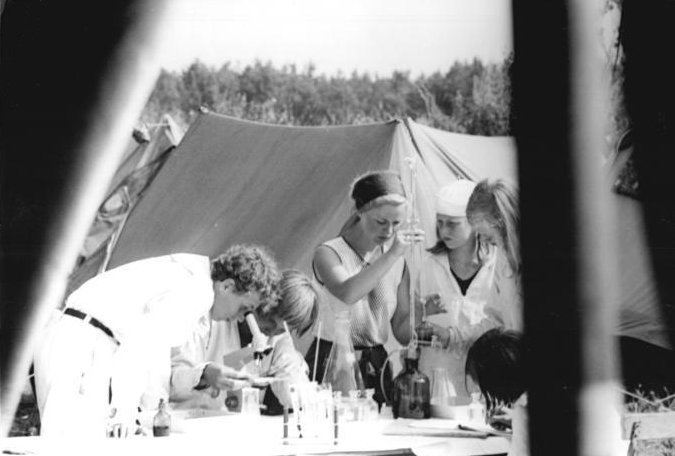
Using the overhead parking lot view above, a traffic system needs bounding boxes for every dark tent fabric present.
[110,115,399,272]
[101,113,517,275]
[68,116,183,295]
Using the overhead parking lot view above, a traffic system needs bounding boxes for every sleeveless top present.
[313,237,405,347]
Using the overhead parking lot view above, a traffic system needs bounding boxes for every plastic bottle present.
[152,398,171,437]
[322,311,365,397]
[391,345,430,419]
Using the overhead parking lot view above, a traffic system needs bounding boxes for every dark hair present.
[466,179,520,275]
[350,170,406,211]
[465,328,525,416]
[211,244,280,307]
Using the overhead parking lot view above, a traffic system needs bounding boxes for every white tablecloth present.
[3,413,512,456]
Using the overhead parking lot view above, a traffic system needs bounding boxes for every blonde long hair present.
[466,179,521,275]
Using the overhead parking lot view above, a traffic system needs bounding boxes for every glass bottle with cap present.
[152,398,171,437]
[392,345,430,419]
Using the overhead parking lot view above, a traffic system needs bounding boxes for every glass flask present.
[430,368,456,406]
[322,311,365,396]
[392,346,430,419]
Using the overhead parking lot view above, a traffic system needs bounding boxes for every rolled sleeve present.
[169,316,211,401]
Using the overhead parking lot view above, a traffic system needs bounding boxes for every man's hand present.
[201,363,253,390]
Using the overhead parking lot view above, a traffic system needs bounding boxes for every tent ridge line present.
[401,117,426,166]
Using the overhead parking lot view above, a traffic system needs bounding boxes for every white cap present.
[435,180,477,217]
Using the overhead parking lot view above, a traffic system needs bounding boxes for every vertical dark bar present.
[621,0,675,347]
[511,2,580,456]
[0,0,170,436]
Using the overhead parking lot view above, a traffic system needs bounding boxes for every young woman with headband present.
[305,170,439,406]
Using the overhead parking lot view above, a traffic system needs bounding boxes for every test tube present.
[283,407,289,444]
[333,403,339,445]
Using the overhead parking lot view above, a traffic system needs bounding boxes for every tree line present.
[141,55,513,136]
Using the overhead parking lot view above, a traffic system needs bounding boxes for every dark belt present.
[63,308,120,346]
[353,344,384,351]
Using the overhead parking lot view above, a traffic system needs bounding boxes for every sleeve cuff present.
[192,362,212,390]
[171,362,211,398]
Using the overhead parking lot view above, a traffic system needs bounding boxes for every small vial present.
[153,398,171,437]
[364,389,378,420]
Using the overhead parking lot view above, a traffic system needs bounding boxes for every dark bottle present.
[392,346,431,419]
[153,398,171,437]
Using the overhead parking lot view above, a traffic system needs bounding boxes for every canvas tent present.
[68,113,517,297]
[71,115,183,291]
[61,112,672,377]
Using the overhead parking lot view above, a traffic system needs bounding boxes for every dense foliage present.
[140,56,513,135]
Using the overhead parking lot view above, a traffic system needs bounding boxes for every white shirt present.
[65,253,216,412]
[314,237,405,345]
[171,320,309,409]
[507,393,529,456]
[419,248,503,398]
[66,253,215,348]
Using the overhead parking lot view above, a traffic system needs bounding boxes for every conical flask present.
[322,311,364,396]
[430,368,456,406]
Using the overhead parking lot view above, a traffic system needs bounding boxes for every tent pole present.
[513,0,621,455]
[0,0,174,437]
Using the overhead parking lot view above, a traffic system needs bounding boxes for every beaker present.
[430,368,456,405]
[240,387,261,416]
[322,311,365,396]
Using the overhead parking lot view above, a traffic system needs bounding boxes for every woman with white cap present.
[418,179,508,401]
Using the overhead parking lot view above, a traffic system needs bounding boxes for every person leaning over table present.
[170,269,321,413]
[465,328,528,456]
[33,244,279,438]
[305,170,443,407]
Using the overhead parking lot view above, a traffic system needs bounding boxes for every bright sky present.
[160,0,513,77]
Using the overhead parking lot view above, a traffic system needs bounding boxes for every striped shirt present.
[314,237,405,347]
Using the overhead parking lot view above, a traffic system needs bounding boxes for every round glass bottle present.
[392,346,430,419]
